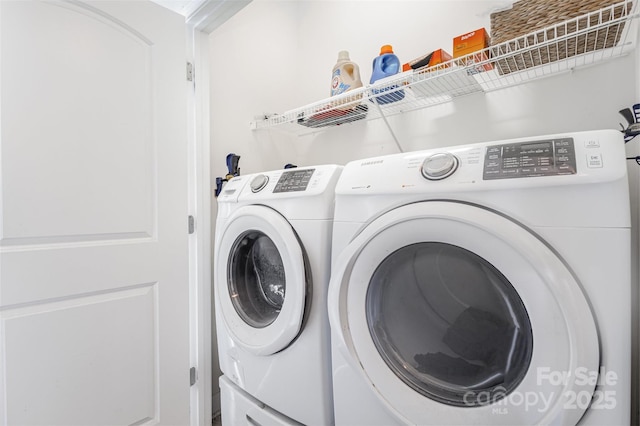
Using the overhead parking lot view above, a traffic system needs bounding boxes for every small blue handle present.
[226,153,240,176]
[214,177,224,197]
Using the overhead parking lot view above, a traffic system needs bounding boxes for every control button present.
[585,139,600,148]
[421,153,459,180]
[250,174,269,192]
[587,153,603,168]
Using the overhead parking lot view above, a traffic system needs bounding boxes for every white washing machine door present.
[217,205,306,356]
[328,201,599,425]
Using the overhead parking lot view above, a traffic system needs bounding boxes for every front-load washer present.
[215,165,342,426]
[328,129,630,425]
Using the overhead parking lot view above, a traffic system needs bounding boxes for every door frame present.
[187,26,213,426]
[184,1,252,424]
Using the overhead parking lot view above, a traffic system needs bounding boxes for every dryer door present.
[328,201,599,425]
[217,205,307,356]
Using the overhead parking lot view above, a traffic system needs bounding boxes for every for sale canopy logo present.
[463,366,617,415]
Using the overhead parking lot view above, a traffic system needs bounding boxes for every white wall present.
[209,0,639,418]
[631,18,640,425]
[209,0,299,181]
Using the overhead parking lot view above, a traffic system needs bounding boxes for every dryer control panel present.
[483,138,577,180]
[335,129,626,196]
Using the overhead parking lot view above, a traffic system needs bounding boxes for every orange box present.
[453,28,492,72]
[453,28,489,57]
[402,49,453,72]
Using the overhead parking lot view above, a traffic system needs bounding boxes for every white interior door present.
[0,1,190,424]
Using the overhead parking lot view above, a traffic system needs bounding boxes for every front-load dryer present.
[328,130,630,425]
[215,165,342,426]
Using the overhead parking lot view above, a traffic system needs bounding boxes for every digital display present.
[483,138,576,180]
[273,169,315,193]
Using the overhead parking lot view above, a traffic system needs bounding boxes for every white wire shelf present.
[251,0,639,135]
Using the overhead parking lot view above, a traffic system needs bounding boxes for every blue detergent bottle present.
[370,44,404,104]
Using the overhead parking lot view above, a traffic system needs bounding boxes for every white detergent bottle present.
[330,51,363,98]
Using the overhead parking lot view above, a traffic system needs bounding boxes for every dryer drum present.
[365,242,534,407]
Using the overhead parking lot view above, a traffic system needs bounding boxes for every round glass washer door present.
[228,230,286,328]
[216,205,306,356]
[329,201,599,425]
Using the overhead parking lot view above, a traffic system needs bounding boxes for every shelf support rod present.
[371,100,403,153]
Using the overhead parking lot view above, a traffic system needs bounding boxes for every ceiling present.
[151,0,209,18]
[151,0,251,33]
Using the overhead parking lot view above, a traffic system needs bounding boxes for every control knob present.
[250,174,269,192]
[421,153,459,180]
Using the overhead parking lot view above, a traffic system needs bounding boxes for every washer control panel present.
[483,138,577,180]
[273,168,316,193]
[236,165,342,201]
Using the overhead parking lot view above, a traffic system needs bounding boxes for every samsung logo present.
[360,160,384,166]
